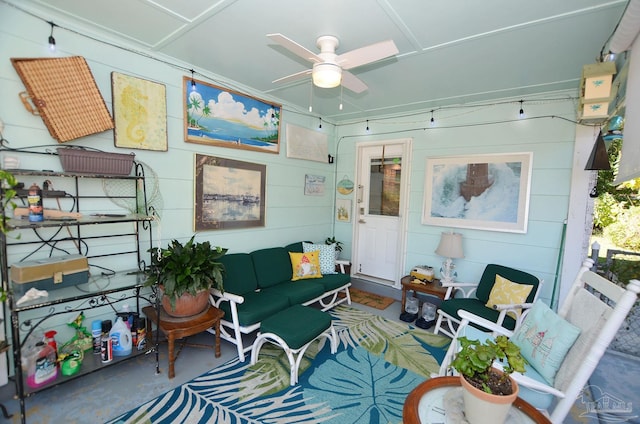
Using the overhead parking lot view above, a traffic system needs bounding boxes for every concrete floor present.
[0,278,636,423]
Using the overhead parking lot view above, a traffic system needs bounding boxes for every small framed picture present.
[336,199,352,222]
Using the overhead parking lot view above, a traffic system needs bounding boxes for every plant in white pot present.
[145,236,227,317]
[325,236,343,260]
[450,335,527,424]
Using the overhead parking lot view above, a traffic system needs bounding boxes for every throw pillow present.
[303,242,337,275]
[511,300,581,385]
[485,274,534,319]
[289,251,323,281]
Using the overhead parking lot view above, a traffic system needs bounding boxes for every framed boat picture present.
[194,154,266,231]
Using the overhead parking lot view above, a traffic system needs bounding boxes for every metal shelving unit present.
[0,161,158,423]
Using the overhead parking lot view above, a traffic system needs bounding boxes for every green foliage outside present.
[591,130,640,283]
[604,206,640,251]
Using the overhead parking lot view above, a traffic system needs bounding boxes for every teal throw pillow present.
[511,300,581,385]
[303,242,337,275]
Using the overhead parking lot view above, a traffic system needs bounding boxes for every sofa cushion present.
[219,290,289,327]
[313,273,351,292]
[303,242,337,275]
[284,241,305,253]
[218,253,258,296]
[290,251,323,281]
[263,280,326,305]
[251,247,292,288]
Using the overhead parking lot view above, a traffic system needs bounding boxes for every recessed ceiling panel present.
[33,0,187,46]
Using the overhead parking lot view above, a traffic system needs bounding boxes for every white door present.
[353,140,411,285]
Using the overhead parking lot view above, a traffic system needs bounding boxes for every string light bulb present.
[518,100,525,118]
[430,110,435,127]
[48,21,56,52]
[319,117,322,129]
[190,70,197,92]
[366,119,370,132]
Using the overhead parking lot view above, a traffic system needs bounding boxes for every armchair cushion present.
[485,275,534,319]
[475,264,540,303]
[440,298,519,330]
[511,300,581,385]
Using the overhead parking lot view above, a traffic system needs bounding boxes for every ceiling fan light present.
[312,62,342,88]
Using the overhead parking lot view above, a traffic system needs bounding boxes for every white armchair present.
[438,258,640,424]
[433,263,542,338]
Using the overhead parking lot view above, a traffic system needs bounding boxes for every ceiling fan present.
[267,33,399,93]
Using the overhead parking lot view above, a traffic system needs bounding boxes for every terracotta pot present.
[161,289,210,318]
[459,370,519,424]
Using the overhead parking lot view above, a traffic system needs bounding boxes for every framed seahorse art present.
[111,72,168,151]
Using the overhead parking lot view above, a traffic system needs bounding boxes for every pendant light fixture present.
[190,70,197,92]
[48,21,56,52]
[518,100,525,118]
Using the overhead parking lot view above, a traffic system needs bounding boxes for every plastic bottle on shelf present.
[110,316,132,357]
[135,317,146,351]
[91,320,102,354]
[43,330,58,368]
[26,341,57,388]
[101,320,113,363]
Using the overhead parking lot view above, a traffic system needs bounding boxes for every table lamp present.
[435,231,464,284]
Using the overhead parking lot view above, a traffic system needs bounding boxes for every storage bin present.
[10,254,89,295]
[57,147,135,176]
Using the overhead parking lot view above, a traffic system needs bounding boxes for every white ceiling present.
[15,0,628,123]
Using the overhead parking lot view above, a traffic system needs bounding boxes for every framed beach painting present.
[194,154,266,231]
[111,72,168,151]
[184,77,281,154]
[422,152,533,233]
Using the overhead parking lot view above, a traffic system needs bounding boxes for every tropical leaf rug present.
[108,305,450,424]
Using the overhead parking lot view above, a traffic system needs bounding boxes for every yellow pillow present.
[485,275,534,319]
[289,251,323,281]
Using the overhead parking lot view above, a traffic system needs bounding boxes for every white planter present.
[459,372,518,424]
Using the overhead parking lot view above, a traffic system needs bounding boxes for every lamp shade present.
[312,62,342,88]
[435,232,464,259]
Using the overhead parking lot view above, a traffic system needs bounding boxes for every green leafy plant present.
[0,169,19,302]
[450,335,526,395]
[0,170,18,237]
[325,236,343,252]
[145,235,227,309]
[604,205,640,251]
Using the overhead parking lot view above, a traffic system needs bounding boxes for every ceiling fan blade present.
[267,33,321,63]
[272,69,312,85]
[337,40,399,70]
[341,70,368,93]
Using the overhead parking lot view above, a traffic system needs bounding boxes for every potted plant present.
[325,236,343,260]
[145,235,227,317]
[450,335,527,424]
[0,169,18,236]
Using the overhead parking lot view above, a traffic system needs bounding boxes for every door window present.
[368,157,401,217]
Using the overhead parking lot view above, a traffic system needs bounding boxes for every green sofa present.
[209,241,351,361]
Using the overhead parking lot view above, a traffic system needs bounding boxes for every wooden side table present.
[403,376,551,423]
[143,305,224,378]
[400,275,450,313]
